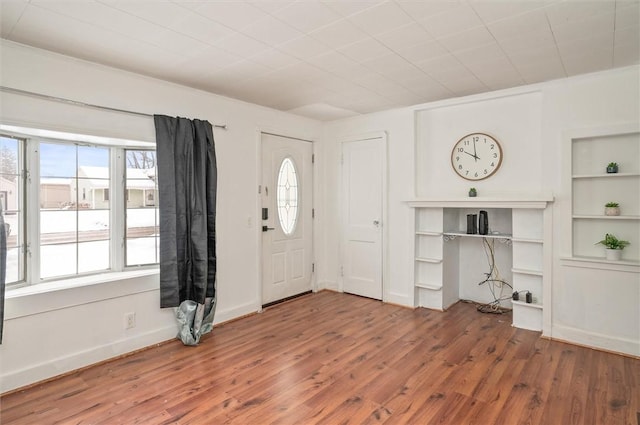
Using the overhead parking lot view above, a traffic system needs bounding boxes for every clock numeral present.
[464,140,470,146]
[490,144,494,150]
[472,136,479,142]
[456,156,460,162]
[458,165,463,170]
[465,171,469,175]
[474,172,478,177]
[484,169,488,174]
[458,148,464,152]
[493,153,497,158]
[491,162,495,167]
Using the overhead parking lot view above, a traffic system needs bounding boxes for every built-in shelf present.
[415,283,442,290]
[512,300,543,309]
[415,257,442,264]
[443,231,512,240]
[561,256,640,269]
[416,231,442,236]
[572,215,640,220]
[572,172,640,179]
[512,267,543,276]
[511,237,543,243]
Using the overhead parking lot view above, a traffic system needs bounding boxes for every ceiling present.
[1,1,638,121]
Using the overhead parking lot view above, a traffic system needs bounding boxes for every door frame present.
[256,129,316,312]
[339,131,388,301]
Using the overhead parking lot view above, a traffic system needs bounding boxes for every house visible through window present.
[125,149,159,266]
[103,188,109,201]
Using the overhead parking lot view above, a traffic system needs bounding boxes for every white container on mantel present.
[605,248,623,261]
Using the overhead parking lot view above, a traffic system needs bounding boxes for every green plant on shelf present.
[605,202,619,207]
[595,233,630,250]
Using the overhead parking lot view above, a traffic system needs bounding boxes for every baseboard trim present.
[550,324,640,358]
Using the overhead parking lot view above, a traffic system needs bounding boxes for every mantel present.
[406,195,553,209]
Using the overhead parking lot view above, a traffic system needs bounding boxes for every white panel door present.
[341,137,384,300]
[261,133,313,305]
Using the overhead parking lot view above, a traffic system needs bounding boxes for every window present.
[0,136,25,285]
[276,157,299,235]
[40,142,110,279]
[1,132,159,288]
[125,150,159,266]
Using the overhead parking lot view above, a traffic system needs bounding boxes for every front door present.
[261,133,313,305]
[341,136,385,300]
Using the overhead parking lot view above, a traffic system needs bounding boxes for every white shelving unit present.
[570,129,640,265]
[407,196,553,333]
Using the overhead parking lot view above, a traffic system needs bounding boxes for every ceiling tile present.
[517,59,566,84]
[469,0,547,24]
[360,53,413,75]
[550,10,615,45]
[419,4,484,38]
[322,1,384,17]
[338,38,393,63]
[306,51,361,75]
[278,36,333,60]
[168,13,236,45]
[105,1,190,28]
[415,54,470,82]
[347,1,413,35]
[273,1,342,33]
[507,44,563,69]
[374,22,433,51]
[439,74,487,96]
[558,33,614,76]
[545,0,615,28]
[395,0,462,21]
[497,27,556,55]
[0,0,28,38]
[241,14,303,46]
[247,1,295,14]
[437,26,495,53]
[487,9,549,40]
[395,39,449,63]
[250,48,300,70]
[309,19,369,49]
[214,32,270,59]
[194,2,269,32]
[454,42,507,64]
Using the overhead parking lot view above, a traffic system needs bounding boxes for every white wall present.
[0,40,322,393]
[319,65,639,356]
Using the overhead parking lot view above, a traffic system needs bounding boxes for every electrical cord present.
[475,237,512,314]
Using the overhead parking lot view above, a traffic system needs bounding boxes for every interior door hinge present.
[258,185,262,194]
[312,208,315,218]
[312,154,315,164]
[312,263,315,273]
[340,266,344,277]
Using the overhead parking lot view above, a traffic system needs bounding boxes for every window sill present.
[5,268,160,320]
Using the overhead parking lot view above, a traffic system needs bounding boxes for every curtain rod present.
[0,86,227,130]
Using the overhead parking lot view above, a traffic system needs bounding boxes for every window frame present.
[2,130,158,290]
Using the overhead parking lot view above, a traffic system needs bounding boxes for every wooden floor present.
[1,291,638,424]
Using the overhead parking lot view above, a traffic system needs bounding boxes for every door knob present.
[373,220,380,227]
[262,225,275,232]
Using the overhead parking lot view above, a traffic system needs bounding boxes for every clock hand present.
[463,150,480,160]
[473,140,478,162]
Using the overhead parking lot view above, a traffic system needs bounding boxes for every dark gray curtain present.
[0,204,6,344]
[154,115,217,345]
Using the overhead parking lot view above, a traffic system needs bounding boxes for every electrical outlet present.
[124,312,136,329]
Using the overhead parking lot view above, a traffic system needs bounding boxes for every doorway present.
[261,133,313,305]
[341,134,386,300]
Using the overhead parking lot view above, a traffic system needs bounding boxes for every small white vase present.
[605,207,620,216]
[605,248,622,261]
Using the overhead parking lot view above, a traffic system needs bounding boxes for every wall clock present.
[451,132,503,181]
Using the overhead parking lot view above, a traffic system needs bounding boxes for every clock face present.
[451,133,503,181]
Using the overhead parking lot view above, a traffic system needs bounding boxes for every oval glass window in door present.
[276,157,299,235]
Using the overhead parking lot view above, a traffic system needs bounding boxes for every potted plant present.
[604,202,620,216]
[468,187,477,197]
[606,162,619,173]
[595,233,630,261]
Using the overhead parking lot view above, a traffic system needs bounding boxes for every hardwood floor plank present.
[1,291,638,425]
